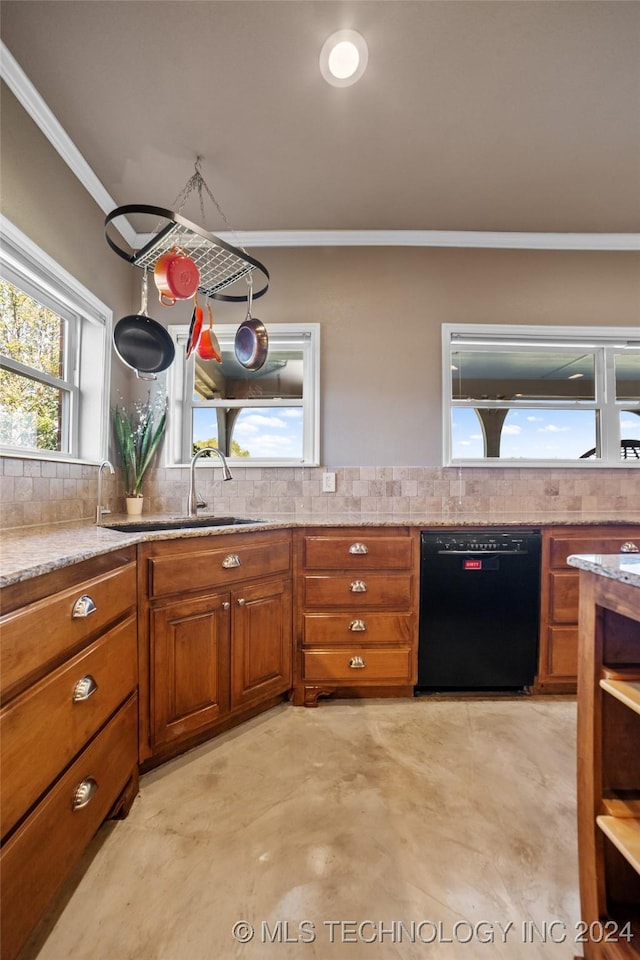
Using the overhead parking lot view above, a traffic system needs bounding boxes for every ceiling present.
[2,1,640,238]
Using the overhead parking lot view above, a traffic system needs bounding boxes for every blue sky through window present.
[450,407,640,460]
[194,407,303,459]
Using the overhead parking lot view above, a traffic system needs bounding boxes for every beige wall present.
[2,85,639,468]
[253,246,640,464]
[0,82,134,407]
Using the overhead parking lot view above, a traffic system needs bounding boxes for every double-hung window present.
[167,322,320,466]
[443,324,640,466]
[0,217,111,462]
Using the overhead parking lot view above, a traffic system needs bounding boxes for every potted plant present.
[113,393,167,514]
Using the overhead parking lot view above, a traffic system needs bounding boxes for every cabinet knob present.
[222,601,231,610]
[349,619,367,632]
[349,542,368,555]
[222,554,241,569]
[71,594,97,618]
[349,580,367,593]
[237,597,246,606]
[349,656,366,669]
[72,675,98,702]
[620,542,639,553]
[72,777,98,811]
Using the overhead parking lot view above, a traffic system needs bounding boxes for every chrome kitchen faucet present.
[187,447,232,517]
[96,459,115,524]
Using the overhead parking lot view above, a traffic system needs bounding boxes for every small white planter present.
[125,496,144,516]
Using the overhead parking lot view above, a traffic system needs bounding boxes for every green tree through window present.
[0,280,66,451]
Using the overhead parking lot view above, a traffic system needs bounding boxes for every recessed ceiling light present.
[568,373,584,379]
[320,30,368,87]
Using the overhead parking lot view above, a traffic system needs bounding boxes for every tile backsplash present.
[1,458,638,529]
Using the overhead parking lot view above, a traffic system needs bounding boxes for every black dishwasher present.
[416,530,541,692]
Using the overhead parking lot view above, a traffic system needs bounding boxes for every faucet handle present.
[196,492,207,509]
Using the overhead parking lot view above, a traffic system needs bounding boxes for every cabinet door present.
[151,593,230,748]
[231,577,292,709]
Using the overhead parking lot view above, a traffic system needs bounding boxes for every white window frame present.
[0,216,111,463]
[443,323,640,467]
[166,322,320,467]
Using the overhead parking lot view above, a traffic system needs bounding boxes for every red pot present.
[153,246,200,306]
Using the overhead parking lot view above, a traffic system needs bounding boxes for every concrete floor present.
[23,697,582,960]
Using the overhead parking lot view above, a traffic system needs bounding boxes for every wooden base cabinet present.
[538,526,640,693]
[231,576,293,709]
[0,549,139,960]
[151,591,230,748]
[139,530,293,763]
[576,569,640,960]
[293,527,419,706]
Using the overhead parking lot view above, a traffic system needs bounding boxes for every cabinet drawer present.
[303,535,413,571]
[549,533,640,568]
[1,615,137,840]
[304,647,413,684]
[147,539,291,598]
[0,695,138,960]
[546,626,579,678]
[303,574,413,609]
[1,563,136,701]
[550,571,580,623]
[303,613,413,646]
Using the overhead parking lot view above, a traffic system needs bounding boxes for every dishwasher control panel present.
[425,530,537,555]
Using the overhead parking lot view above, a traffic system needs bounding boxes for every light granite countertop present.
[567,552,640,588]
[2,510,640,588]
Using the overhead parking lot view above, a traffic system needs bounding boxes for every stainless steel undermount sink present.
[104,516,266,533]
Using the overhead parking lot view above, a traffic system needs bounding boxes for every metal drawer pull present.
[349,542,368,555]
[349,619,367,632]
[222,553,241,569]
[222,601,230,610]
[349,656,366,669]
[72,675,98,702]
[71,595,97,619]
[237,598,246,606]
[620,542,639,553]
[72,777,98,811]
[350,580,367,593]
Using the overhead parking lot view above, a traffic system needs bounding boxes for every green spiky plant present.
[113,394,167,497]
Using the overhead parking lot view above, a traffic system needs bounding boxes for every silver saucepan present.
[234,277,268,371]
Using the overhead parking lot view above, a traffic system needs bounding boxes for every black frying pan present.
[113,273,175,379]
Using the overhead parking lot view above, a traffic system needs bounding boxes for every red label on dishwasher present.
[464,559,482,570]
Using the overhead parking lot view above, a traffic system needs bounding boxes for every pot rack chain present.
[168,157,249,258]
[169,158,254,299]
[105,156,269,302]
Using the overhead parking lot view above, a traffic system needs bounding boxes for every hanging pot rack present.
[104,203,269,303]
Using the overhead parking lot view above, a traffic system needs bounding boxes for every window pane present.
[452,406,599,460]
[451,407,485,459]
[615,353,640,401]
[451,350,595,401]
[620,412,640,461]
[194,348,304,401]
[193,409,219,455]
[0,368,62,450]
[0,280,65,378]
[501,408,598,460]
[193,406,303,459]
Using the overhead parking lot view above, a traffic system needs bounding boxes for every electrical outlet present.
[322,471,336,493]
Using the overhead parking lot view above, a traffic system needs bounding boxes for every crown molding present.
[3,40,639,254]
[207,230,640,251]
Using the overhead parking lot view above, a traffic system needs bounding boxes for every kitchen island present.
[568,552,640,960]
